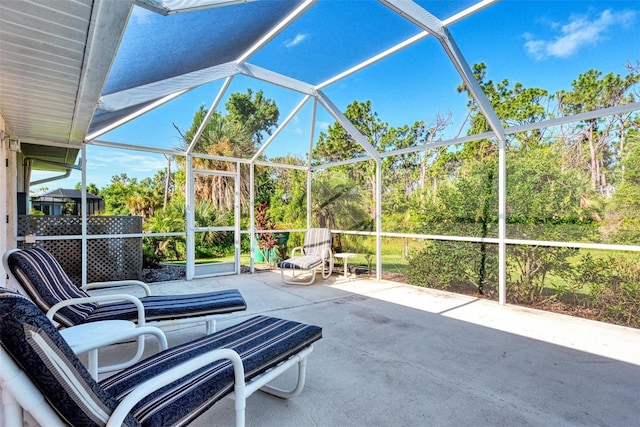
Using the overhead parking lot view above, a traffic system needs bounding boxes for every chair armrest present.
[82,280,152,296]
[290,246,303,257]
[106,348,247,427]
[65,325,168,355]
[47,294,147,326]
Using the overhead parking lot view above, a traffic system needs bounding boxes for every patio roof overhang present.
[0,0,505,167]
[0,0,131,147]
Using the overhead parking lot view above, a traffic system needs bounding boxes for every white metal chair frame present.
[281,246,333,285]
[2,248,237,335]
[51,296,168,379]
[0,331,315,427]
[279,229,334,285]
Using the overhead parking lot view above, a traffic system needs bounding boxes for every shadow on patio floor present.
[88,271,640,427]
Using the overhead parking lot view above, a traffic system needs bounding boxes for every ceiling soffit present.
[0,0,131,147]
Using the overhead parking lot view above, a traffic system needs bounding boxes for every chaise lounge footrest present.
[278,255,322,270]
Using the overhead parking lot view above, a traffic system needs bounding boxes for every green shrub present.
[142,244,161,268]
[407,240,497,296]
[506,245,577,306]
[568,252,640,328]
[589,256,640,328]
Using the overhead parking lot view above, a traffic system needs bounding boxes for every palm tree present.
[176,111,254,213]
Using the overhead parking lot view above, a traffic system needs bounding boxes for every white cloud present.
[315,121,331,132]
[87,153,166,185]
[112,153,166,172]
[524,9,636,60]
[285,33,308,48]
[286,116,303,135]
[131,6,154,25]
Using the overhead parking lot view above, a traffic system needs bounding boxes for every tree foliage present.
[225,89,279,146]
[557,69,640,193]
[173,90,280,213]
[88,69,639,326]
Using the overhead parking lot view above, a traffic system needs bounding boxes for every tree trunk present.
[164,155,171,209]
[432,178,437,205]
[419,153,426,199]
[588,124,598,190]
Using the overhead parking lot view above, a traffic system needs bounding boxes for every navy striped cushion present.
[7,248,97,327]
[303,228,331,257]
[0,289,139,427]
[101,316,323,427]
[86,289,247,323]
[278,255,322,270]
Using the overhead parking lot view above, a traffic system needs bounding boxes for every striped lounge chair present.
[277,228,334,285]
[3,248,247,335]
[0,289,322,427]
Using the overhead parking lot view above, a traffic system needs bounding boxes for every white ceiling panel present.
[0,0,131,148]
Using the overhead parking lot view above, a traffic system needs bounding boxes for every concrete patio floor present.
[88,270,639,427]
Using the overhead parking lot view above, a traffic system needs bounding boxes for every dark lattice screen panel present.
[17,215,142,284]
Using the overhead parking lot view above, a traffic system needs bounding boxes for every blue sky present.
[32,0,639,192]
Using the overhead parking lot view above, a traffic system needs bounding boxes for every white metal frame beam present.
[187,76,234,154]
[315,91,380,161]
[310,155,373,172]
[319,0,498,90]
[237,63,316,95]
[86,90,188,141]
[94,61,315,140]
[186,156,195,279]
[236,0,317,63]
[307,99,317,229]
[136,0,257,16]
[97,61,237,112]
[254,159,308,170]
[91,139,185,156]
[381,0,508,304]
[380,0,505,140]
[251,94,312,162]
[73,0,134,142]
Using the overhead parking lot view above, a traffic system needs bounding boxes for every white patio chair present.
[277,228,334,285]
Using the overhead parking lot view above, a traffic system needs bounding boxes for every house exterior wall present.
[1,113,17,288]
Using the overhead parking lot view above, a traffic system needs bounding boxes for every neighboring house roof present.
[32,189,102,201]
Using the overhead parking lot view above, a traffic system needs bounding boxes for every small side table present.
[334,253,357,279]
[60,320,168,379]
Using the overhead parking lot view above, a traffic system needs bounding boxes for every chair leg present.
[257,346,314,399]
[281,267,316,285]
[259,355,308,398]
[88,349,99,380]
[2,387,23,427]
[234,398,246,427]
[206,318,216,335]
[0,351,64,426]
